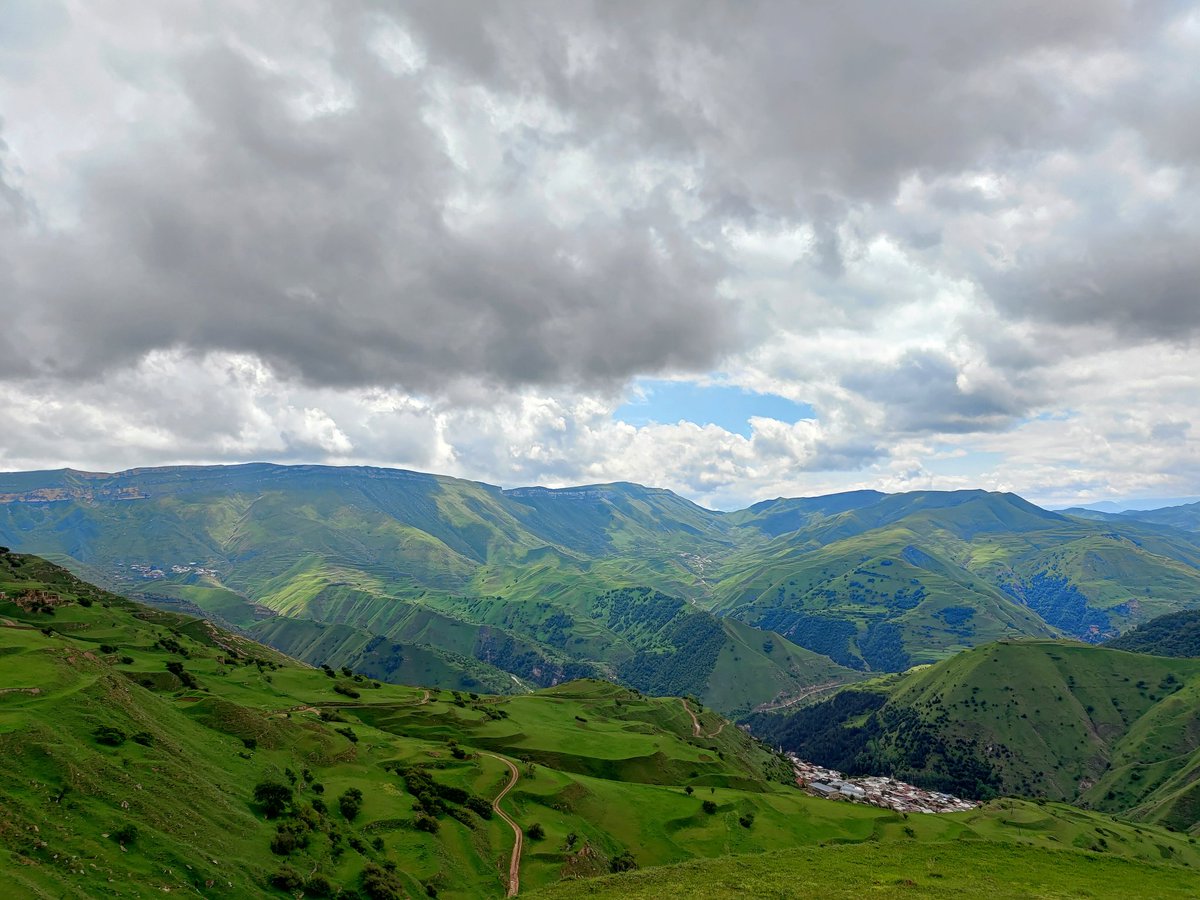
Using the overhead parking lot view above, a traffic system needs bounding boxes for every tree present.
[254,781,292,819]
[685,786,694,796]
[339,787,364,820]
[702,800,718,815]
[526,822,545,840]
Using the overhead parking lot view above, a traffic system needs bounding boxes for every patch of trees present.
[616,611,725,698]
[755,610,862,669]
[1008,572,1110,640]
[1106,609,1200,658]
[393,765,493,829]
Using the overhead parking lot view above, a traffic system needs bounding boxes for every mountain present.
[747,640,1200,832]
[4,465,1200,710]
[1117,500,1200,533]
[1106,609,1200,658]
[3,551,1199,899]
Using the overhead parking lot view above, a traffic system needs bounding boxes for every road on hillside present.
[681,698,727,739]
[483,753,522,897]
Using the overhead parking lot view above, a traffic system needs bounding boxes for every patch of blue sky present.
[615,379,816,437]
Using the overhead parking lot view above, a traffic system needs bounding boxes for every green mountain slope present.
[715,492,1200,668]
[748,640,1200,832]
[4,465,1200,704]
[4,553,1199,898]
[1106,609,1200,658]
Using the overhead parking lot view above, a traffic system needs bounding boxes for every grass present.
[3,551,1200,898]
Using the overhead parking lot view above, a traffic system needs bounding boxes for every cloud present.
[0,0,1198,505]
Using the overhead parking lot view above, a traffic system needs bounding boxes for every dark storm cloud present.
[842,351,1026,435]
[986,216,1200,340]
[2,16,734,391]
[0,0,1195,400]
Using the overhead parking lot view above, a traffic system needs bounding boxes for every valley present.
[3,549,1200,898]
[4,465,1200,717]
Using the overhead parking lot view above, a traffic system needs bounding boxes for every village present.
[129,563,219,580]
[789,753,978,814]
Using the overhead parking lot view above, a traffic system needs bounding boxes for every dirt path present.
[753,680,844,712]
[681,698,729,739]
[419,689,430,705]
[483,753,522,897]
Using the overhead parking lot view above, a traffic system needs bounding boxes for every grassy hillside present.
[749,640,1200,832]
[716,492,1200,669]
[5,553,1200,897]
[5,466,1200,708]
[529,836,1200,899]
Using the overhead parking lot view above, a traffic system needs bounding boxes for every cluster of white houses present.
[129,562,218,579]
[789,753,978,814]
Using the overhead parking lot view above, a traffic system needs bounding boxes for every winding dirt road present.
[483,753,522,897]
[681,698,728,739]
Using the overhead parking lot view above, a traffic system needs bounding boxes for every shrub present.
[242,737,257,751]
[270,865,304,891]
[738,812,755,829]
[361,862,407,900]
[254,781,292,819]
[100,644,118,654]
[414,814,440,833]
[111,824,138,845]
[336,726,359,744]
[702,800,718,815]
[610,850,638,873]
[305,874,335,897]
[465,796,493,819]
[131,731,154,747]
[94,726,126,747]
[339,787,364,820]
[526,822,545,840]
[333,683,361,699]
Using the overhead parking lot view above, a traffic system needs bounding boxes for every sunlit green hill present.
[4,465,1200,710]
[749,640,1200,833]
[4,552,1199,898]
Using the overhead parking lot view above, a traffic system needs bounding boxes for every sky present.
[1,1,1199,510]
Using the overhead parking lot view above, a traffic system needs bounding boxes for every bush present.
[610,850,638,873]
[526,822,545,840]
[333,683,361,699]
[336,726,359,744]
[131,731,154,747]
[305,874,335,897]
[465,796,493,820]
[111,823,138,845]
[361,862,407,900]
[414,814,440,833]
[702,800,718,815]
[339,787,364,820]
[254,781,293,819]
[738,812,755,829]
[271,865,304,891]
[100,644,118,654]
[242,737,257,751]
[94,726,126,747]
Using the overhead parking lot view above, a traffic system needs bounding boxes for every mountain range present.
[4,464,1200,713]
